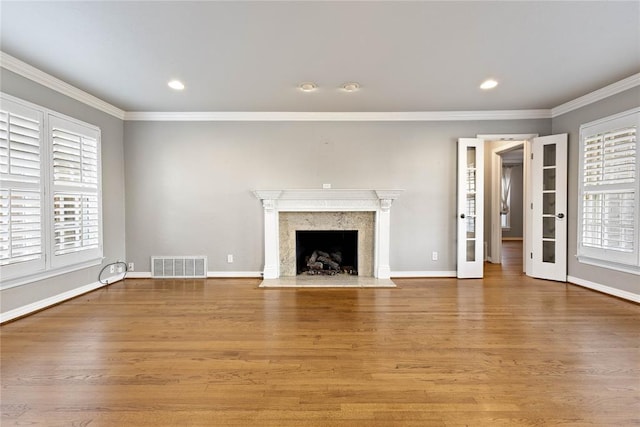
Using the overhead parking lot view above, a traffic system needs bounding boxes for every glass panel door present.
[530,134,567,282]
[457,138,484,278]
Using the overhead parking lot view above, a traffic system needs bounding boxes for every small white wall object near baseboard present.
[567,276,640,303]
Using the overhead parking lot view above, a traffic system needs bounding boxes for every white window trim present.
[577,107,640,275]
[0,93,103,289]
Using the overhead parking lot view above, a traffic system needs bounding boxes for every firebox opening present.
[296,230,358,275]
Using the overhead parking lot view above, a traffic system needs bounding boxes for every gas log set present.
[303,250,357,276]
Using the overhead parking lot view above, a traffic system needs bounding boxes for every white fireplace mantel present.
[253,189,403,279]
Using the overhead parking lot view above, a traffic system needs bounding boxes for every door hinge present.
[530,252,533,259]
[531,153,534,160]
[531,203,533,209]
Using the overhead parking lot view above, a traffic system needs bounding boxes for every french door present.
[528,134,568,282]
[457,138,484,278]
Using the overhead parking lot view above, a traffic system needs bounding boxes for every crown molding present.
[123,109,552,122]
[3,50,636,123]
[551,72,640,118]
[0,51,125,120]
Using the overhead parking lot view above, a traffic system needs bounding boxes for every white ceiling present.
[1,1,639,113]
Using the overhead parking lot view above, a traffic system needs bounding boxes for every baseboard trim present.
[567,275,640,303]
[125,271,263,279]
[125,272,152,279]
[391,271,457,278]
[208,271,263,278]
[0,279,118,323]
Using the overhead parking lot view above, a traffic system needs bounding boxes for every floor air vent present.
[151,256,207,278]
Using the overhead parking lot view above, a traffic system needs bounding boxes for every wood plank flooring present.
[2,242,639,426]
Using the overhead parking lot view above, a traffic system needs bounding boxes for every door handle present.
[557,213,565,219]
[460,213,465,219]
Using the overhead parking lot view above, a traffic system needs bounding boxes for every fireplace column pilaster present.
[262,199,279,279]
[254,191,282,279]
[376,199,393,279]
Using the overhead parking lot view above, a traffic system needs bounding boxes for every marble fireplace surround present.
[279,211,375,277]
[253,189,403,279]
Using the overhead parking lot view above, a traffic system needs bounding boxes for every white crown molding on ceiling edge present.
[2,51,638,122]
[551,72,640,118]
[0,51,126,120]
[123,110,551,121]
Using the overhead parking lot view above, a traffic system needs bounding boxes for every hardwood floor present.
[2,245,639,426]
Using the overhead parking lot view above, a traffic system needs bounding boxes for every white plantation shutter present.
[49,114,102,267]
[0,93,103,289]
[0,98,45,277]
[53,193,99,255]
[578,108,640,270]
[52,129,98,186]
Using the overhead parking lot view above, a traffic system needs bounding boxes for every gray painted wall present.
[552,86,640,295]
[0,70,126,313]
[124,119,550,274]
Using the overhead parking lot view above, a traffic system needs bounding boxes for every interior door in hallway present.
[457,138,484,278]
[528,134,568,282]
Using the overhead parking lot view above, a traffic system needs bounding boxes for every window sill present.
[0,258,104,290]
[577,255,640,276]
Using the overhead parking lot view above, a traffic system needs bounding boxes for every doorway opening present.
[459,133,567,281]
[478,133,537,276]
[498,146,525,264]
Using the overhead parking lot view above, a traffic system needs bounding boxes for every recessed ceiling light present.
[342,82,360,92]
[480,79,498,90]
[168,80,185,90]
[299,82,317,92]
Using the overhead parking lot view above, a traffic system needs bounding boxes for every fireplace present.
[253,189,402,279]
[296,230,358,275]
[279,211,374,276]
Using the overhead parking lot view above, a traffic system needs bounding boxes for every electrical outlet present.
[109,265,115,274]
[227,254,234,263]
[322,183,331,189]
[431,251,438,261]
[117,265,123,273]
[128,262,134,272]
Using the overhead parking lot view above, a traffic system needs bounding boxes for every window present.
[0,98,45,279]
[500,165,513,230]
[578,107,640,273]
[0,93,102,288]
[49,116,101,268]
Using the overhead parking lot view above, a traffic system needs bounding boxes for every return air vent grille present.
[151,256,207,278]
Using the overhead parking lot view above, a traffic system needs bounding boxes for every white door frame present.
[479,134,537,271]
